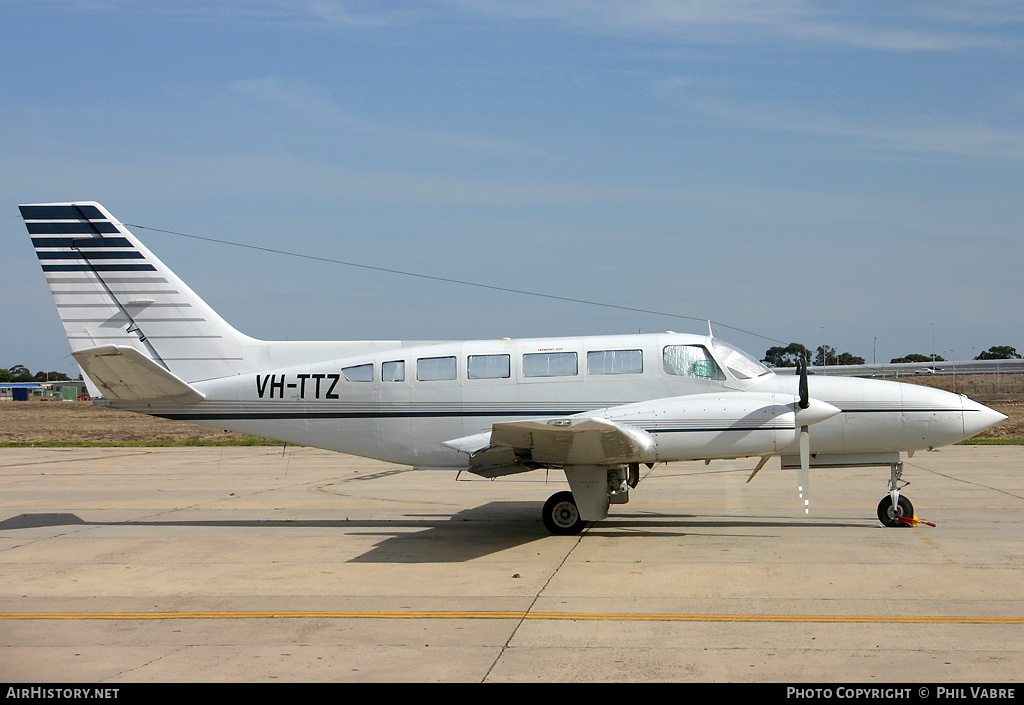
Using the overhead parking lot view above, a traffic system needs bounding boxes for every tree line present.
[0,365,79,383]
[761,344,1021,368]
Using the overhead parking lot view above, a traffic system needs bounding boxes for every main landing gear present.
[541,465,637,535]
[542,491,586,535]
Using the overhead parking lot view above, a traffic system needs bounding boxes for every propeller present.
[747,361,839,497]
[796,357,811,514]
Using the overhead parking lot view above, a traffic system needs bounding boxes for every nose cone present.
[962,397,1008,439]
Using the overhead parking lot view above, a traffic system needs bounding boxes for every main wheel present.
[877,494,915,527]
[543,491,586,535]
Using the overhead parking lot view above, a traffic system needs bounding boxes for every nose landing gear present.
[877,493,915,527]
[878,460,914,528]
[877,460,934,527]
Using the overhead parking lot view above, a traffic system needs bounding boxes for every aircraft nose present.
[962,397,1008,439]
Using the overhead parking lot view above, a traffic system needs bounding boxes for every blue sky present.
[2,1,1022,376]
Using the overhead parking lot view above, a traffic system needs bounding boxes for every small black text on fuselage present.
[255,374,341,400]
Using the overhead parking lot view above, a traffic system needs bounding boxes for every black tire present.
[543,491,586,535]
[877,495,915,527]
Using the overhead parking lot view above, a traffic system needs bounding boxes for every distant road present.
[776,359,1024,377]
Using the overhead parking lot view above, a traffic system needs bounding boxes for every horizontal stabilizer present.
[491,417,654,466]
[72,345,205,404]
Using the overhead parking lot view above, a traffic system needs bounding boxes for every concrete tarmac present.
[1,444,1022,683]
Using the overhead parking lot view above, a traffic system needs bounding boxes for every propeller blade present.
[793,358,813,513]
[798,424,810,514]
[797,357,809,410]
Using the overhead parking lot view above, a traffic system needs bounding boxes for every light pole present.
[944,349,956,394]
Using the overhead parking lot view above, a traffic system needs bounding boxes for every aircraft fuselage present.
[106,332,1000,470]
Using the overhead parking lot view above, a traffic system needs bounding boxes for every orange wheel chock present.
[897,515,936,528]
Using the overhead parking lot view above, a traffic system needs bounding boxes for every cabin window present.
[417,356,457,381]
[522,351,578,377]
[382,360,405,382]
[663,345,725,380]
[468,354,510,379]
[587,349,643,375]
[342,363,373,382]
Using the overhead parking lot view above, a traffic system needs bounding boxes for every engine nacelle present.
[599,392,840,462]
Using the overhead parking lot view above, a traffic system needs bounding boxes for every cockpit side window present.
[662,345,726,380]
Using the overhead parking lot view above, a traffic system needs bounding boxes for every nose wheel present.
[877,494,915,527]
[543,491,586,535]
[877,460,915,527]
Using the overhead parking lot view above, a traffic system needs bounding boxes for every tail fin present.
[21,202,261,384]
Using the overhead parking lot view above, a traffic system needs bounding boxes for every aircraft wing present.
[490,417,654,465]
[72,345,206,405]
[445,416,655,477]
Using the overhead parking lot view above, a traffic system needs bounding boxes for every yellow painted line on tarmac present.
[1,611,1021,624]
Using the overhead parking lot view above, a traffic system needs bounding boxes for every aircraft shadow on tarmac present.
[0,506,867,563]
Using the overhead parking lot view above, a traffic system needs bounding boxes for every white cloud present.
[672,92,1024,161]
[441,0,1021,51]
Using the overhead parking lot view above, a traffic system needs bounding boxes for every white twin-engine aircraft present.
[22,202,1006,534]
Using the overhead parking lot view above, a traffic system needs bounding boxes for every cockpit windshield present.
[712,340,772,380]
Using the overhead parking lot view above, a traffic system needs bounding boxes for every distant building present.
[0,383,43,401]
[50,380,90,400]
[0,381,90,401]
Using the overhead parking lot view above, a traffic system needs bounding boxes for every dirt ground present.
[0,401,259,444]
[0,374,1020,444]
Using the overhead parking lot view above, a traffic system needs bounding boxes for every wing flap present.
[72,345,205,404]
